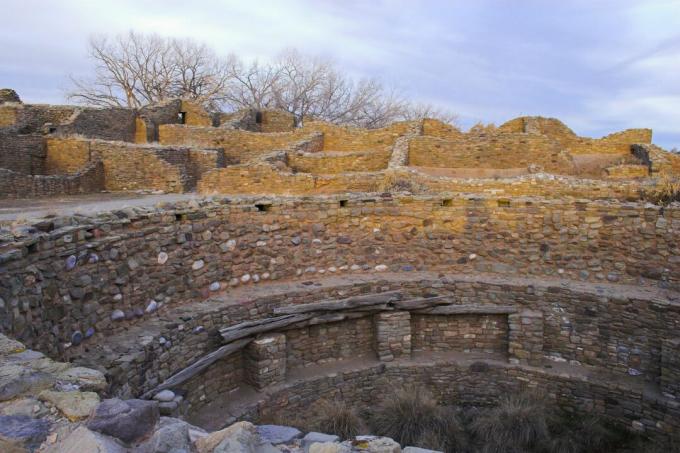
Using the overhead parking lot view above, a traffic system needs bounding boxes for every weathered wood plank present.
[141,338,252,399]
[220,314,312,342]
[413,304,518,315]
[273,290,403,315]
[391,296,452,310]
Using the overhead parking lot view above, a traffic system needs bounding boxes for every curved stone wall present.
[1,194,678,357]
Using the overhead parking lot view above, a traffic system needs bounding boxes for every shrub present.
[312,399,363,440]
[640,175,680,206]
[367,385,467,453]
[470,391,554,453]
[548,414,623,453]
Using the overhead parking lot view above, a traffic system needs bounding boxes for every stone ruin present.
[0,88,679,452]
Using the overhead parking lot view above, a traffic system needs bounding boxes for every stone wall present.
[304,121,414,152]
[287,149,391,173]
[260,110,296,132]
[46,138,190,192]
[180,100,214,127]
[44,137,91,174]
[604,164,649,179]
[0,131,45,174]
[137,99,183,143]
[0,104,78,133]
[158,125,310,163]
[408,134,576,174]
[0,160,104,198]
[411,314,509,354]
[54,107,137,142]
[285,317,375,368]
[421,118,462,139]
[44,137,223,192]
[230,358,680,444]
[197,165,383,195]
[1,195,678,372]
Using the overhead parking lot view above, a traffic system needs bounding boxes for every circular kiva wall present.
[0,195,678,442]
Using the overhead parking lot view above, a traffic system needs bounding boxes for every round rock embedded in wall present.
[111,310,125,321]
[145,300,158,313]
[192,260,204,270]
[71,331,83,346]
[157,252,168,265]
[65,255,77,270]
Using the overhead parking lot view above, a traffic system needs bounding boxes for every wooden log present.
[220,314,312,342]
[413,304,518,315]
[140,338,252,399]
[273,290,403,315]
[391,296,452,310]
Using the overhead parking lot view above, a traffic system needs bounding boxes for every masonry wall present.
[422,118,461,139]
[180,100,214,127]
[260,110,296,132]
[0,104,78,132]
[233,359,680,444]
[197,165,382,194]
[45,137,91,174]
[158,125,310,163]
[287,149,391,173]
[45,138,189,192]
[285,317,375,367]
[0,131,45,174]
[2,195,679,371]
[55,107,137,142]
[411,314,509,354]
[304,121,414,152]
[137,99,183,143]
[0,160,104,198]
[408,135,576,174]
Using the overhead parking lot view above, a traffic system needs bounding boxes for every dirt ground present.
[0,192,200,223]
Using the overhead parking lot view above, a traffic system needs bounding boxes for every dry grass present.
[367,386,467,453]
[640,175,680,206]
[470,391,553,453]
[312,400,364,440]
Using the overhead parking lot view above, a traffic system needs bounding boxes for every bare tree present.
[68,31,232,109]
[69,31,458,127]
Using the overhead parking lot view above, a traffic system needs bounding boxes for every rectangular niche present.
[410,313,509,355]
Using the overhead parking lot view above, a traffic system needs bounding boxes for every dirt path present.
[0,192,201,223]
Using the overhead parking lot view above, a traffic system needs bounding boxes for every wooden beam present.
[391,295,453,310]
[273,290,403,315]
[140,338,252,399]
[220,314,312,342]
[413,304,518,315]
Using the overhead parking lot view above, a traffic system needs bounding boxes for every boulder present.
[196,421,257,453]
[140,417,193,453]
[303,432,340,451]
[403,447,443,453]
[0,369,54,402]
[43,425,127,453]
[0,398,47,417]
[257,425,302,444]
[0,415,50,451]
[352,436,401,453]
[39,390,100,421]
[56,366,107,392]
[87,398,159,445]
[308,443,350,453]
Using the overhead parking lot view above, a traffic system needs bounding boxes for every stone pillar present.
[661,338,680,399]
[244,333,286,390]
[508,310,544,366]
[374,311,412,361]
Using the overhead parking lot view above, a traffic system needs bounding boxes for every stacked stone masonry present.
[2,90,680,449]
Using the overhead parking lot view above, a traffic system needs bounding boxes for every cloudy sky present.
[2,0,679,148]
